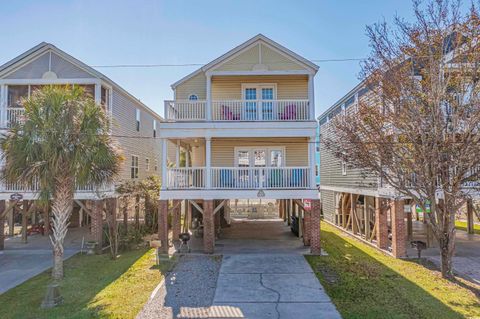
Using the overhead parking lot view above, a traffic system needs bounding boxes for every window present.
[341,160,347,176]
[316,141,320,152]
[188,94,198,101]
[154,159,158,172]
[145,158,150,171]
[270,150,283,167]
[136,109,141,131]
[316,164,319,176]
[7,85,28,108]
[131,156,139,179]
[100,86,109,111]
[153,120,157,137]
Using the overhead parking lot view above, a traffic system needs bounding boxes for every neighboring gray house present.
[0,43,164,250]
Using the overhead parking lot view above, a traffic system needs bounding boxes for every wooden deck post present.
[467,199,475,235]
[375,197,388,249]
[21,200,30,244]
[310,199,321,255]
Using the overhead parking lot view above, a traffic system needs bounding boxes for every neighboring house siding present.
[175,73,206,100]
[111,89,162,182]
[321,189,335,222]
[215,43,305,71]
[5,52,92,79]
[210,137,308,167]
[319,122,377,189]
[211,75,308,100]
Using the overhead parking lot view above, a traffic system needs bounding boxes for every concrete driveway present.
[211,254,341,319]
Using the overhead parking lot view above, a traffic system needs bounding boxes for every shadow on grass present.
[306,225,480,319]
[0,248,157,319]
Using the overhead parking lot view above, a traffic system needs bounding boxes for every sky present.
[0,0,419,117]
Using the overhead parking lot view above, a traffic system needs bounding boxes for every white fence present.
[167,167,206,189]
[164,100,206,121]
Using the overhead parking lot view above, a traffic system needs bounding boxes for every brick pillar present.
[375,197,388,250]
[391,199,406,258]
[106,198,118,253]
[172,200,182,241]
[91,200,104,254]
[310,199,321,255]
[0,200,5,250]
[203,200,215,254]
[158,200,169,254]
[303,207,311,246]
[467,199,475,235]
[21,200,30,244]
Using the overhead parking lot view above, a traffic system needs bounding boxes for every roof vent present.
[42,71,58,79]
[252,63,268,71]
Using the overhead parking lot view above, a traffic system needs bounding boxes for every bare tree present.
[323,0,480,279]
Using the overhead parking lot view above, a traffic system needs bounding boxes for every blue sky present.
[0,1,417,117]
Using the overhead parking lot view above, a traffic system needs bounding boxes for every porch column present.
[467,199,475,235]
[0,85,6,127]
[8,203,14,236]
[172,200,181,241]
[308,74,315,120]
[375,197,388,249]
[0,200,5,250]
[161,138,168,190]
[205,137,211,189]
[308,136,316,189]
[158,200,169,254]
[203,200,215,254]
[391,199,406,258]
[21,200,29,244]
[91,200,104,254]
[206,74,212,121]
[310,199,321,254]
[176,140,180,167]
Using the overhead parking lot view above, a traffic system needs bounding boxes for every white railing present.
[211,167,310,189]
[167,167,206,189]
[164,99,311,121]
[6,107,25,128]
[212,100,310,121]
[0,180,109,193]
[164,100,206,121]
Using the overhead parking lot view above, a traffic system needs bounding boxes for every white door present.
[242,84,276,120]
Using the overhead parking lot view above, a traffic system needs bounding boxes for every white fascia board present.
[160,189,319,200]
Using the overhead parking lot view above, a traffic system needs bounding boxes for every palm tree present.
[1,85,122,280]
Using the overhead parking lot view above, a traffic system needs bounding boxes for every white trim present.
[160,188,319,200]
[209,70,312,76]
[0,78,101,85]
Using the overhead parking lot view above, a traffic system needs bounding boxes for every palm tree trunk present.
[50,174,74,281]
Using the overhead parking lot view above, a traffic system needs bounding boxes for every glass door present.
[244,88,257,120]
[261,87,274,120]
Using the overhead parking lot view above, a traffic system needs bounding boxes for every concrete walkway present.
[0,227,88,294]
[211,254,341,319]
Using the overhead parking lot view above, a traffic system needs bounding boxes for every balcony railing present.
[0,180,111,193]
[4,107,25,128]
[164,99,311,121]
[166,167,311,190]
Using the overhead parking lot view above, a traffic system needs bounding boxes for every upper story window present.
[131,155,139,179]
[188,94,198,101]
[136,109,141,131]
[7,85,28,108]
[145,158,150,171]
[341,160,347,176]
[154,159,158,172]
[100,86,109,111]
[153,120,157,137]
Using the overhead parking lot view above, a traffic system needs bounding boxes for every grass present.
[306,222,480,319]
[0,248,174,319]
[455,220,480,235]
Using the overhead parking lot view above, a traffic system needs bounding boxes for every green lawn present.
[0,248,174,319]
[306,223,480,319]
[456,220,480,235]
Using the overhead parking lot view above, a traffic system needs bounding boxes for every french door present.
[235,147,284,188]
[242,84,276,120]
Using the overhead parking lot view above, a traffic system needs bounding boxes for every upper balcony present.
[164,99,311,122]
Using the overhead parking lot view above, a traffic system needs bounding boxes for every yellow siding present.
[216,43,305,71]
[211,138,308,167]
[211,75,308,100]
[175,72,206,100]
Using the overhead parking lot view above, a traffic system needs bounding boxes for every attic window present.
[188,94,198,101]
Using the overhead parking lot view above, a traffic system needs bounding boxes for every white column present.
[308,74,315,120]
[185,146,190,168]
[176,140,180,167]
[161,138,168,189]
[94,83,101,104]
[205,137,211,188]
[206,74,212,121]
[308,136,316,189]
[0,85,6,128]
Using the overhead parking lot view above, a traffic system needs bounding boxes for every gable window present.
[136,109,141,131]
[188,94,198,101]
[153,120,157,137]
[131,155,139,179]
[145,158,150,171]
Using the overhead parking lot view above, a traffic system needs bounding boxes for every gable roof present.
[0,42,163,121]
[171,34,319,89]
